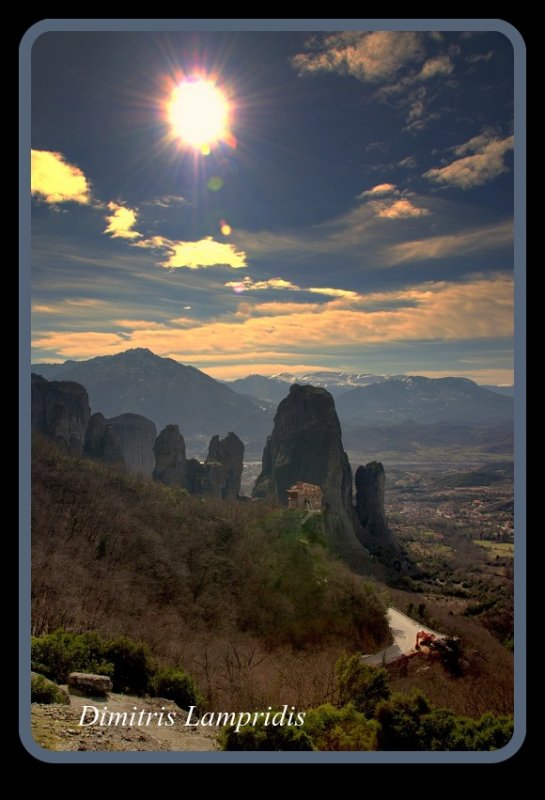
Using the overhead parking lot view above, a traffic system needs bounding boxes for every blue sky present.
[30,29,515,382]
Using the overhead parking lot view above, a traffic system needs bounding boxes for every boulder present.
[68,672,112,697]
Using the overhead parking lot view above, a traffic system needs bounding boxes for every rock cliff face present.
[208,432,244,500]
[182,432,244,499]
[107,414,157,477]
[84,413,123,465]
[84,411,156,477]
[31,373,90,454]
[252,384,363,559]
[354,462,400,558]
[152,425,186,486]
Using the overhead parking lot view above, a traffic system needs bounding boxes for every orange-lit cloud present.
[375,198,430,219]
[418,56,454,80]
[31,150,91,204]
[357,183,398,199]
[104,202,141,240]
[32,274,513,364]
[425,133,514,189]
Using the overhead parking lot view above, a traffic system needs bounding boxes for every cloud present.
[374,199,430,219]
[467,52,494,63]
[387,220,513,263]
[32,274,513,362]
[398,156,417,169]
[104,202,141,240]
[225,276,359,300]
[158,237,247,270]
[291,31,424,83]
[31,150,91,204]
[144,195,188,207]
[424,133,514,189]
[357,183,398,199]
[418,56,454,80]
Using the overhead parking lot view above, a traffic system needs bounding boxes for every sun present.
[168,79,230,154]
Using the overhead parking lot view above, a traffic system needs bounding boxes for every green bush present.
[151,667,203,711]
[31,630,113,683]
[375,693,514,751]
[335,654,390,716]
[31,673,70,704]
[221,720,314,751]
[31,630,154,695]
[304,704,377,751]
[103,637,154,696]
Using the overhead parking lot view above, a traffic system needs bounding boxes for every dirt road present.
[362,607,445,667]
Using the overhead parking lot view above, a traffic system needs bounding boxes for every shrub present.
[151,667,203,711]
[304,704,377,751]
[31,673,70,704]
[221,720,314,751]
[335,654,390,717]
[103,637,154,696]
[375,692,431,750]
[31,630,113,683]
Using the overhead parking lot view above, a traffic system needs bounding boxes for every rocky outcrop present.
[153,425,186,486]
[84,413,123,465]
[207,432,244,500]
[31,373,90,454]
[84,412,156,477]
[107,414,156,477]
[252,384,363,560]
[182,432,244,499]
[354,462,400,558]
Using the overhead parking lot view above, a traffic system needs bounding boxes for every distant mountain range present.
[227,371,514,404]
[32,348,273,457]
[32,351,513,461]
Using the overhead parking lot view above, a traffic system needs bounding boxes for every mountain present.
[335,376,513,426]
[228,371,393,401]
[480,385,515,398]
[32,349,272,457]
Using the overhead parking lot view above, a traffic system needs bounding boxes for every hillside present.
[31,349,272,457]
[31,436,390,710]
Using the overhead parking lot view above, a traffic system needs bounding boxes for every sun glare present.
[168,79,229,154]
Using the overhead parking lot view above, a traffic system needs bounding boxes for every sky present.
[30,29,515,383]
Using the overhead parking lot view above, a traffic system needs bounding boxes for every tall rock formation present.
[153,425,186,486]
[354,462,400,558]
[84,411,156,477]
[31,373,90,454]
[207,432,244,500]
[183,432,244,499]
[252,384,363,560]
[84,413,123,465]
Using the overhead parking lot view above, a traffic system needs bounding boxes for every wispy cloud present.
[425,132,514,189]
[104,202,141,240]
[418,56,454,80]
[291,31,424,83]
[31,150,91,204]
[387,220,513,264]
[225,276,359,300]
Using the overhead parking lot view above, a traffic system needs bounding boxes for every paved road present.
[362,608,445,667]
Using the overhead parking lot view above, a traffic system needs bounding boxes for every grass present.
[473,541,514,559]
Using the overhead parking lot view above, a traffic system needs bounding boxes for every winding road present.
[362,608,445,667]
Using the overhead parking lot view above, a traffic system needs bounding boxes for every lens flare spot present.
[220,222,232,236]
[207,176,223,191]
[232,282,246,294]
